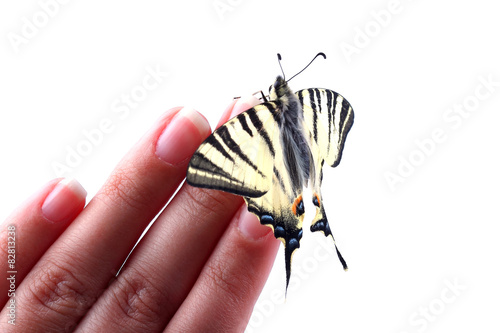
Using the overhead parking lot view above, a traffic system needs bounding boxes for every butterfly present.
[186,53,354,293]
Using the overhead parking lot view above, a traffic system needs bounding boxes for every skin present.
[0,97,279,332]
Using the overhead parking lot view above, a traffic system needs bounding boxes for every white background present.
[1,1,499,332]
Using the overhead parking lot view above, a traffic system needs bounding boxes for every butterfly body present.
[187,75,354,292]
[269,76,312,193]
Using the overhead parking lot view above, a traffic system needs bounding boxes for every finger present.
[216,95,261,129]
[77,97,262,332]
[165,205,279,332]
[0,107,211,332]
[216,99,237,129]
[0,178,86,307]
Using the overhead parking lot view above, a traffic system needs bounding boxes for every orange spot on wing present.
[292,195,303,216]
[314,193,321,207]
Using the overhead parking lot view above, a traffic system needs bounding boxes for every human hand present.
[0,97,279,332]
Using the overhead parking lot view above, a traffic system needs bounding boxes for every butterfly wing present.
[298,88,354,168]
[187,86,354,291]
[244,133,306,293]
[187,101,307,292]
[187,104,277,197]
[297,88,354,270]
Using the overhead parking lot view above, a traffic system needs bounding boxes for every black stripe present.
[336,104,354,167]
[313,108,318,143]
[190,152,235,181]
[188,178,264,198]
[247,109,263,130]
[205,135,234,162]
[217,125,265,177]
[260,126,275,157]
[190,166,236,184]
[332,92,338,135]
[297,90,304,108]
[315,89,322,114]
[308,89,316,109]
[326,90,333,154]
[309,89,318,143]
[189,153,266,198]
[247,205,260,215]
[273,166,287,194]
[237,113,253,137]
[248,110,276,156]
[339,97,350,138]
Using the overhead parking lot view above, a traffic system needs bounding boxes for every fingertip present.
[178,107,212,138]
[216,99,238,129]
[237,206,273,240]
[231,95,262,118]
[155,107,211,164]
[216,95,262,129]
[41,178,87,223]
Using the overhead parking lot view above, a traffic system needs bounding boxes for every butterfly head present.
[269,75,293,101]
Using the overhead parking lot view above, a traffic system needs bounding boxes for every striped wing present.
[244,127,306,293]
[297,88,354,167]
[187,101,307,292]
[187,86,354,292]
[187,104,278,198]
[297,88,354,271]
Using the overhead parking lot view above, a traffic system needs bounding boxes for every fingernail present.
[216,99,238,129]
[238,206,272,240]
[42,178,87,223]
[231,95,261,118]
[155,107,211,164]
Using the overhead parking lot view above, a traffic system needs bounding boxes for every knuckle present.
[96,165,151,212]
[27,258,94,321]
[180,186,240,223]
[204,256,246,302]
[110,267,166,329]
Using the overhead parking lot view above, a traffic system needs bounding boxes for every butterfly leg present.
[310,191,348,271]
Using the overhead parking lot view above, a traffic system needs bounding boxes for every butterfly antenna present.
[277,53,286,80]
[286,52,327,83]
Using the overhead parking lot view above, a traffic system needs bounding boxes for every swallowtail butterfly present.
[187,53,354,292]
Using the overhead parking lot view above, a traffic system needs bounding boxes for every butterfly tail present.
[334,241,348,271]
[327,221,348,271]
[285,244,292,296]
[311,192,348,271]
[282,224,303,296]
